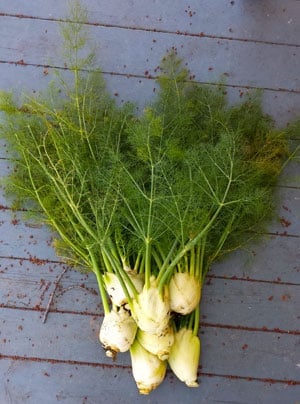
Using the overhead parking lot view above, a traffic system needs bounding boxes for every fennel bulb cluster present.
[100,271,202,393]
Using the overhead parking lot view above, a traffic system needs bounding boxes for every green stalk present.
[156,239,178,282]
[195,243,202,279]
[145,164,155,289]
[187,311,195,330]
[193,306,200,336]
[152,247,163,273]
[137,253,145,274]
[133,249,143,273]
[190,246,195,277]
[88,248,110,315]
[100,247,114,273]
[144,238,152,289]
[197,235,206,280]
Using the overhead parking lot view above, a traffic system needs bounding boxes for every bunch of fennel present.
[0,5,294,394]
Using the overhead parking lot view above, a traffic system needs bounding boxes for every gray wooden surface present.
[0,1,299,403]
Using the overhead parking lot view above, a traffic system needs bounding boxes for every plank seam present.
[0,354,299,385]
[200,322,300,336]
[0,60,300,95]
[0,12,300,48]
[207,274,300,286]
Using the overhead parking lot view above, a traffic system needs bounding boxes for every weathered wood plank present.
[201,279,300,332]
[210,233,300,282]
[0,258,101,313]
[0,17,299,93]
[1,306,299,381]
[1,357,299,404]
[0,210,58,262]
[1,0,299,46]
[199,327,300,382]
[270,187,300,236]
[0,308,104,365]
[1,257,299,332]
[279,143,300,188]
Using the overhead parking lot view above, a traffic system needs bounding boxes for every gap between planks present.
[0,59,299,95]
[0,353,299,386]
[1,12,300,49]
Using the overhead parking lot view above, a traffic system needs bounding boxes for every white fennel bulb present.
[169,272,201,315]
[99,306,137,359]
[137,323,174,360]
[131,276,170,334]
[168,327,200,387]
[130,339,167,395]
[103,271,144,307]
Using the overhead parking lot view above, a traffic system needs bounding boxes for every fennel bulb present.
[99,307,137,358]
[169,272,201,315]
[137,323,174,360]
[168,327,200,387]
[103,271,144,307]
[131,276,170,334]
[130,339,167,395]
